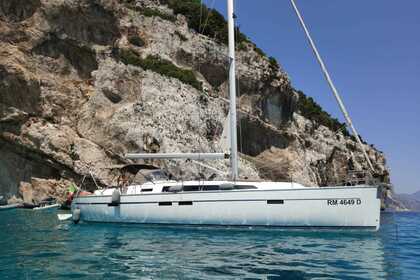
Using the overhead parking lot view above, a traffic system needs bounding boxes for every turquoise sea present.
[0,210,419,279]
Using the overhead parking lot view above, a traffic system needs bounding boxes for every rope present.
[75,174,87,198]
[89,170,100,189]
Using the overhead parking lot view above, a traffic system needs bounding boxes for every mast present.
[290,0,375,173]
[227,0,239,179]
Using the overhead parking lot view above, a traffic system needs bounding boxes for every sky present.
[206,0,420,194]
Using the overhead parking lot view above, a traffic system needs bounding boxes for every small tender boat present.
[33,198,61,211]
[33,203,61,211]
[0,203,21,211]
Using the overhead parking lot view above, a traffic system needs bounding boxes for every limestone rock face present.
[0,0,389,202]
[19,178,70,205]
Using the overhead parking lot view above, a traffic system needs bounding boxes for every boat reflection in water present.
[81,214,400,279]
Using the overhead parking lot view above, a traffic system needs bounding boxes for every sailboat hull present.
[72,185,381,230]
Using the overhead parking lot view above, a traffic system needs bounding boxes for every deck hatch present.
[267,200,284,204]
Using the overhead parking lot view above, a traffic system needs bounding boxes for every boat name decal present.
[327,199,361,206]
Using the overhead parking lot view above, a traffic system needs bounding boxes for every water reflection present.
[1,211,418,279]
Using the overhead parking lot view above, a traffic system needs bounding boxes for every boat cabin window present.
[159,201,172,206]
[179,201,193,206]
[150,170,169,181]
[141,188,153,192]
[184,185,221,191]
[161,184,257,192]
[267,200,284,204]
[202,185,220,191]
[234,185,257,190]
[162,186,183,192]
[183,185,200,192]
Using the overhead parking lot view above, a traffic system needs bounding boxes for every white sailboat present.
[71,0,381,230]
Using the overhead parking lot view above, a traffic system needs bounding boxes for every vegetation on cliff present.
[161,0,267,58]
[162,0,247,45]
[117,49,202,90]
[128,34,145,47]
[296,90,350,136]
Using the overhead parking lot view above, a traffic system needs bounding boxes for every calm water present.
[1,211,419,279]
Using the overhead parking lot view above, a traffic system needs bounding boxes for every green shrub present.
[118,48,142,65]
[253,45,266,57]
[163,0,249,46]
[128,35,145,47]
[118,49,202,90]
[237,41,247,51]
[296,90,350,136]
[268,56,279,72]
[141,7,177,22]
[123,0,142,11]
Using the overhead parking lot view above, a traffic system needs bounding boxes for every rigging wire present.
[197,0,204,181]
[200,0,216,35]
[290,0,375,173]
[234,0,244,156]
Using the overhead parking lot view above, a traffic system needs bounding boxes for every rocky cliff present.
[0,0,389,204]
